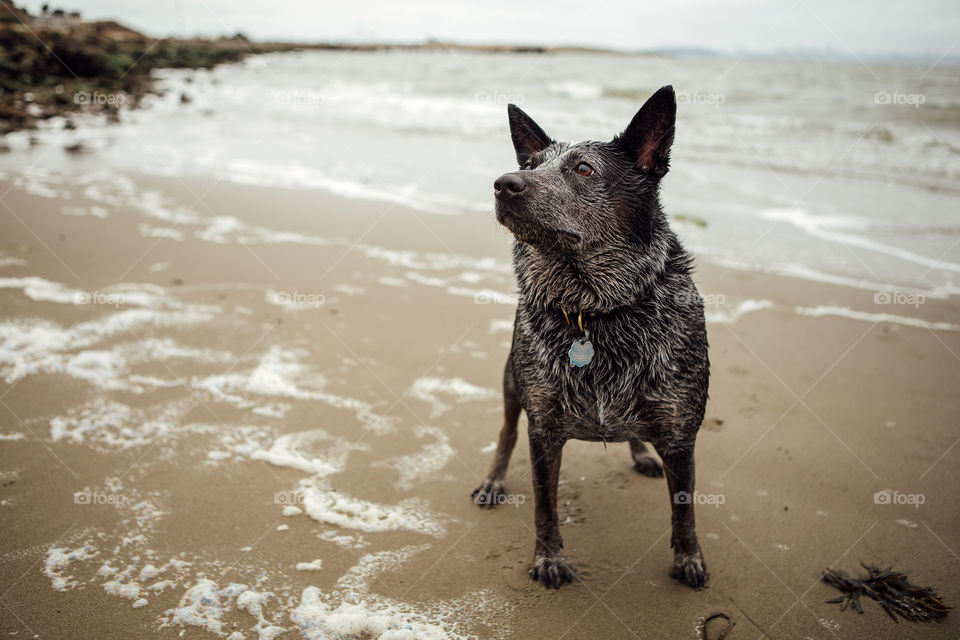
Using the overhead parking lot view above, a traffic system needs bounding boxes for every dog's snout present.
[494,173,525,198]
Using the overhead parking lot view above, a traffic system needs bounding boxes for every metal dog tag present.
[568,336,594,367]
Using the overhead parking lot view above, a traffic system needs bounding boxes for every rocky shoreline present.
[0,2,623,137]
[0,2,312,135]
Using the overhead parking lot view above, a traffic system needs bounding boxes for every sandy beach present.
[0,168,957,639]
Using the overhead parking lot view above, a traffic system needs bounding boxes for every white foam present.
[192,213,331,248]
[373,426,455,490]
[44,543,98,591]
[103,578,142,601]
[409,377,496,417]
[405,271,447,287]
[204,425,274,464]
[333,283,366,296]
[139,224,184,241]
[0,276,84,304]
[317,530,369,550]
[0,432,26,441]
[236,589,287,639]
[296,559,323,572]
[139,564,162,581]
[795,305,960,331]
[356,244,509,275]
[161,580,249,636]
[705,299,774,324]
[548,80,604,99]
[763,208,960,274]
[290,544,505,640]
[0,306,217,387]
[377,276,408,287]
[709,257,960,301]
[446,286,518,305]
[251,430,364,477]
[0,277,174,309]
[49,398,193,450]
[487,319,514,334]
[299,479,448,537]
[779,263,960,299]
[192,346,393,432]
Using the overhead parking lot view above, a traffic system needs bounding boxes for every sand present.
[0,171,958,639]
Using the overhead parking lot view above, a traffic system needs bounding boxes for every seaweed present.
[673,213,708,228]
[821,563,951,623]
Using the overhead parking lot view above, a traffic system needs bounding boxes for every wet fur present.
[472,86,710,589]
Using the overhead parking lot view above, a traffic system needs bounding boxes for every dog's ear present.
[617,85,676,177]
[507,104,552,166]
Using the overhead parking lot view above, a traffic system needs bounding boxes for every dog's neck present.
[512,235,672,314]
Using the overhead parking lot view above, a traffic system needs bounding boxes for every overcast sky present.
[21,0,960,61]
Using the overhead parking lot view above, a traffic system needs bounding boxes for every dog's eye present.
[575,162,594,176]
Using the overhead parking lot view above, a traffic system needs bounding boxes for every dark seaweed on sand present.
[821,563,951,623]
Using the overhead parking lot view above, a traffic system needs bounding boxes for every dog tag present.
[568,338,594,367]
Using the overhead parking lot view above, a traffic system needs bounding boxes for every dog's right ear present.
[507,104,552,167]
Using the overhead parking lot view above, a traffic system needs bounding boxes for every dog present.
[472,86,710,590]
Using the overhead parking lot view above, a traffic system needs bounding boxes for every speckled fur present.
[473,86,710,590]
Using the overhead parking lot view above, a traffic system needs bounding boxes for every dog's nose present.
[494,173,525,198]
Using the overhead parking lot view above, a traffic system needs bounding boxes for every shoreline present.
[6,166,959,325]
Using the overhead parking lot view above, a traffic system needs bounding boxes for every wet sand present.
[0,173,958,639]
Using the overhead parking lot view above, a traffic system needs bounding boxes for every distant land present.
[1,1,957,136]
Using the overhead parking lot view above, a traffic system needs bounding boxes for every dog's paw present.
[670,550,708,589]
[529,554,575,589]
[631,453,664,478]
[471,478,505,508]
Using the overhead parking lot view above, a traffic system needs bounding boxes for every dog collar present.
[559,307,596,334]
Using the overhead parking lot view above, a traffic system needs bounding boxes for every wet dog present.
[472,86,710,589]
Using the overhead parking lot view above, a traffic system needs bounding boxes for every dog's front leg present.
[472,357,521,508]
[658,445,708,588]
[527,430,573,589]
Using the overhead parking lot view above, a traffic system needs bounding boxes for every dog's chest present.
[516,312,670,442]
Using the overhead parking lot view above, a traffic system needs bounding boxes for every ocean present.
[3,49,959,297]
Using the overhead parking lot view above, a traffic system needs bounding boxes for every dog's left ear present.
[507,104,553,166]
[617,85,676,177]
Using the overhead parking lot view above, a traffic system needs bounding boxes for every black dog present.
[472,86,710,590]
